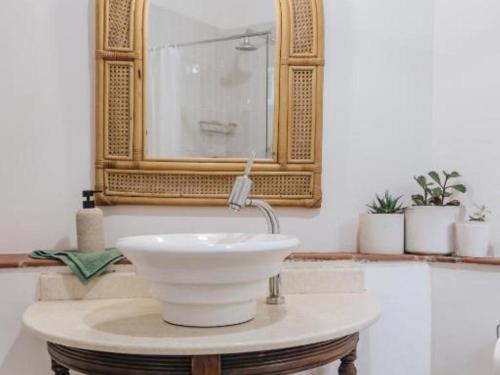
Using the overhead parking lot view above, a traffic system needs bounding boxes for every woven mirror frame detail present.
[289,68,316,162]
[289,0,317,56]
[104,62,134,159]
[96,0,324,207]
[106,0,135,50]
[105,171,313,199]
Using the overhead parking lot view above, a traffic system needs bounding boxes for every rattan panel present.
[252,174,312,197]
[105,171,313,198]
[106,0,134,50]
[105,62,133,159]
[290,0,316,56]
[289,68,315,162]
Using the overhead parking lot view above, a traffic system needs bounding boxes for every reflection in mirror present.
[146,0,277,160]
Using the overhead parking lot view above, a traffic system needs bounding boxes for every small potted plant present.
[358,191,405,254]
[456,205,491,257]
[405,170,467,255]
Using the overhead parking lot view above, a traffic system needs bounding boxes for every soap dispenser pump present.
[76,190,105,253]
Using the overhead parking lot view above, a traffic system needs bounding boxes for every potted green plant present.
[456,205,491,257]
[358,191,405,254]
[405,171,467,255]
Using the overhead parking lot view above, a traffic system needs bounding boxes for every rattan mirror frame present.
[95,0,324,207]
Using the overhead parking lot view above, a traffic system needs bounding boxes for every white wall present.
[3,262,498,375]
[150,0,275,30]
[431,264,500,375]
[432,0,500,253]
[104,0,433,250]
[0,0,434,253]
[0,262,432,375]
[0,269,52,374]
[1,0,500,375]
[357,263,432,375]
[0,0,93,253]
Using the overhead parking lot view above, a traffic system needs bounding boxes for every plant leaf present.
[430,196,442,206]
[446,171,460,178]
[369,191,406,213]
[412,194,426,206]
[430,188,442,198]
[449,184,467,193]
[415,176,427,189]
[428,171,441,185]
[376,194,385,208]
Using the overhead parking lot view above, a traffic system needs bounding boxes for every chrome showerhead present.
[235,36,257,51]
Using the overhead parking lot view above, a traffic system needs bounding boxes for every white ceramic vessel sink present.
[116,233,300,327]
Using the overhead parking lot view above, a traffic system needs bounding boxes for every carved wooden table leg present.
[338,346,357,375]
[192,354,221,375]
[51,359,70,375]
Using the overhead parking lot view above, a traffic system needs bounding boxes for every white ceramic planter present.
[358,213,404,254]
[456,222,489,257]
[405,206,460,255]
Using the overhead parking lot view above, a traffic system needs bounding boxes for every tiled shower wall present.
[147,4,274,158]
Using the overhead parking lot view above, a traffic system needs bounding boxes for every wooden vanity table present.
[47,334,359,375]
[23,295,379,375]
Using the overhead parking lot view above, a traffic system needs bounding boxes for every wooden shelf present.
[0,254,131,269]
[290,252,500,266]
[2,252,500,270]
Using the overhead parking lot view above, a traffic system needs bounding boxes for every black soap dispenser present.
[76,190,105,253]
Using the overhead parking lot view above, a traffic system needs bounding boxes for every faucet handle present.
[228,152,256,211]
[244,151,256,177]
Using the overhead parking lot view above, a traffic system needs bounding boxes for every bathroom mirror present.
[146,0,277,159]
[95,0,324,207]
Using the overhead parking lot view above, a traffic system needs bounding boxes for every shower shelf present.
[199,121,237,135]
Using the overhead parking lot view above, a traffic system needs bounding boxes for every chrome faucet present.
[228,153,285,305]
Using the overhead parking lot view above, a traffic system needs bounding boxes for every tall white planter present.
[358,213,404,254]
[405,206,460,255]
[456,222,489,257]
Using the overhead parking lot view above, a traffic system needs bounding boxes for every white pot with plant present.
[456,205,490,257]
[405,170,467,255]
[358,191,405,254]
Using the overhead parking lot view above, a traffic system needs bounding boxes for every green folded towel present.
[29,248,124,285]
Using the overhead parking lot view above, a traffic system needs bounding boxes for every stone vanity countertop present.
[23,294,380,356]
